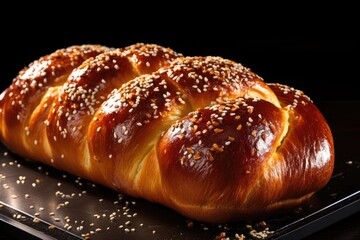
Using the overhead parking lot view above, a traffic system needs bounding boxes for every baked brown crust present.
[0,43,334,223]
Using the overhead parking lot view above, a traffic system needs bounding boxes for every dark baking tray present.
[1,101,359,240]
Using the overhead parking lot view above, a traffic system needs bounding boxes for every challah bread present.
[0,43,334,223]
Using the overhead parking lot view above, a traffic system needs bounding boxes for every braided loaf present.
[0,43,334,222]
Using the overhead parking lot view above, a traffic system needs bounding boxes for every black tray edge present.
[274,191,360,240]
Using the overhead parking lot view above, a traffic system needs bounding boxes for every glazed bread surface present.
[0,43,334,223]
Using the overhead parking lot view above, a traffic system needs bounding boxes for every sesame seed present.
[214,128,223,133]
[212,143,224,152]
[228,136,235,141]
[269,124,276,133]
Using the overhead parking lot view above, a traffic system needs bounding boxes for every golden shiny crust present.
[0,45,111,159]
[158,84,334,222]
[44,43,182,178]
[0,43,334,223]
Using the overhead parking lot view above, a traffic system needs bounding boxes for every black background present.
[1,5,358,102]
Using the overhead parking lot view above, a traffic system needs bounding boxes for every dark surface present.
[0,101,359,240]
[1,209,359,240]
[303,211,360,240]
